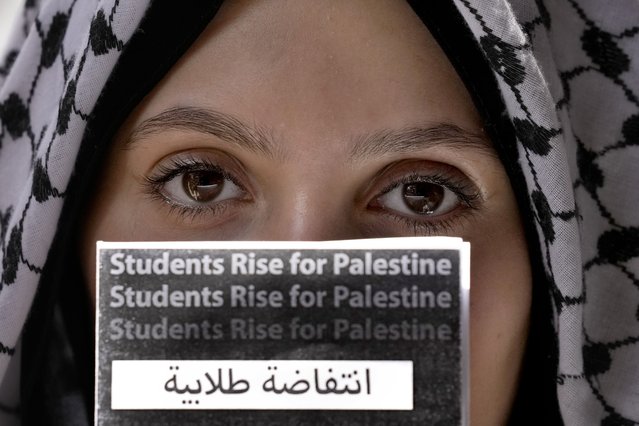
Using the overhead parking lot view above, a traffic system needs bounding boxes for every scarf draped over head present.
[0,0,638,424]
[0,0,149,423]
[453,1,639,423]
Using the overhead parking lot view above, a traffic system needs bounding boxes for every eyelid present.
[362,159,483,234]
[363,160,483,201]
[376,171,481,209]
[145,149,254,194]
[142,149,254,223]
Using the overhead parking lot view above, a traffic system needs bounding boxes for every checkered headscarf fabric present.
[0,0,150,423]
[453,1,639,423]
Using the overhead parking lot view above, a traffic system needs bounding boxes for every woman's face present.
[82,0,531,424]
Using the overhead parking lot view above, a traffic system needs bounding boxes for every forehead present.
[127,0,483,148]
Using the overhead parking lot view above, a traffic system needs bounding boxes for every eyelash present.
[143,156,248,220]
[143,156,482,234]
[370,171,482,235]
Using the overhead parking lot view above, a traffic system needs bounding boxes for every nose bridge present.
[253,182,357,241]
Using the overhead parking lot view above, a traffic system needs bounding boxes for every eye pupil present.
[183,171,224,201]
[402,182,444,215]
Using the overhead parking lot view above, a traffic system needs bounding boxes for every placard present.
[95,238,469,425]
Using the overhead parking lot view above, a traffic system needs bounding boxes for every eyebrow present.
[127,106,276,157]
[348,124,495,162]
[127,106,495,160]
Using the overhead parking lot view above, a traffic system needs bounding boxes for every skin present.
[82,0,532,424]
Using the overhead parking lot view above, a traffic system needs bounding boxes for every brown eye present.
[403,182,445,215]
[376,179,460,219]
[183,170,224,202]
[157,163,245,207]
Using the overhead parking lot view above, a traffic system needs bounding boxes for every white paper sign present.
[95,238,470,425]
[111,360,413,410]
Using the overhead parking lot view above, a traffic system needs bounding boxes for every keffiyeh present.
[453,1,639,422]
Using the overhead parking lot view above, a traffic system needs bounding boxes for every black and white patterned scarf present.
[1,1,637,424]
